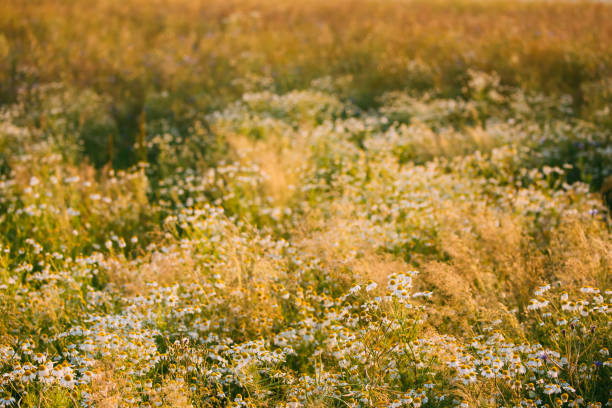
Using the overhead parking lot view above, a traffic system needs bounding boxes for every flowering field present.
[1,0,612,407]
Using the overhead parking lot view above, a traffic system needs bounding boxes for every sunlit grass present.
[0,0,611,407]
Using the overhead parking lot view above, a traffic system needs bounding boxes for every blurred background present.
[2,0,611,170]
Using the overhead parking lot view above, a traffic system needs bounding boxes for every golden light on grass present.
[0,0,611,407]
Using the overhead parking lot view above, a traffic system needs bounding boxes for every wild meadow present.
[0,0,611,406]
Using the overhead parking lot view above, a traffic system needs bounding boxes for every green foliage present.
[0,1,611,407]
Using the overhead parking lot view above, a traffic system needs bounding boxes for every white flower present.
[534,284,551,296]
[21,369,36,382]
[0,395,16,407]
[580,287,599,294]
[33,353,46,364]
[81,371,96,383]
[59,372,75,389]
[527,298,549,311]
[543,383,561,394]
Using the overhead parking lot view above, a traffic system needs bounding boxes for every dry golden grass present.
[1,1,611,406]
[2,0,612,109]
[226,133,307,208]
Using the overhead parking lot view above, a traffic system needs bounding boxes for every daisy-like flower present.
[481,366,494,379]
[38,362,55,385]
[388,400,402,408]
[21,368,36,382]
[59,372,76,389]
[580,287,599,294]
[527,298,549,311]
[33,352,46,364]
[81,370,97,383]
[534,284,551,296]
[287,396,301,408]
[543,383,561,395]
[0,394,15,407]
[562,302,576,312]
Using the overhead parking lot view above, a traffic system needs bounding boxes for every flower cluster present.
[0,79,610,407]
